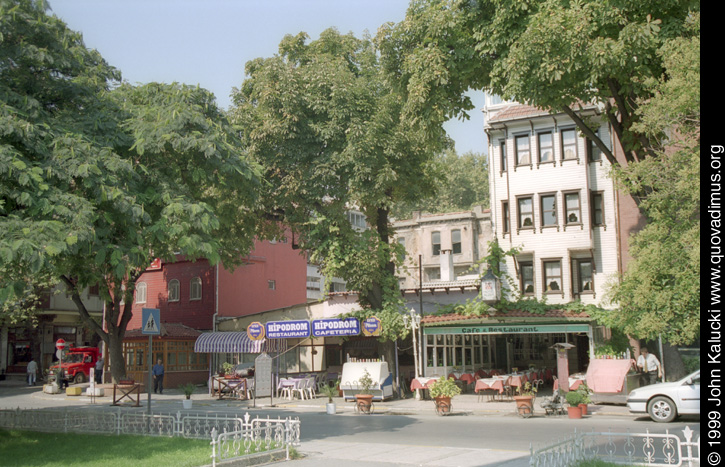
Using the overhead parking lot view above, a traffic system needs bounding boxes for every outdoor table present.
[474,377,506,401]
[553,377,585,391]
[507,374,527,389]
[458,373,475,385]
[277,377,305,399]
[212,375,247,400]
[410,377,438,391]
[112,382,140,407]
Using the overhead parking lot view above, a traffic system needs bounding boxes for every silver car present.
[626,370,700,422]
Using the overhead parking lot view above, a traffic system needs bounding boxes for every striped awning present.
[193,332,286,354]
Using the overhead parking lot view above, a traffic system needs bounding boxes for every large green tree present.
[378,0,700,349]
[1,0,261,381]
[379,0,698,171]
[599,13,700,349]
[231,28,449,371]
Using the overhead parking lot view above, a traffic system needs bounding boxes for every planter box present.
[86,387,104,397]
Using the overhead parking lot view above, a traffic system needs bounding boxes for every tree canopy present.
[599,13,700,345]
[231,28,450,341]
[379,0,700,345]
[1,0,261,379]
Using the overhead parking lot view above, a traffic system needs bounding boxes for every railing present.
[0,407,300,465]
[530,426,700,467]
[210,412,301,466]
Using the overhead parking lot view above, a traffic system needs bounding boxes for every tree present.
[379,0,698,191]
[598,13,700,352]
[1,1,261,381]
[393,149,489,219]
[378,0,700,351]
[230,28,449,371]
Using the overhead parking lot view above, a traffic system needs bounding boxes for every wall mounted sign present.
[246,322,265,341]
[311,318,360,337]
[265,320,311,339]
[361,316,382,337]
[424,324,591,335]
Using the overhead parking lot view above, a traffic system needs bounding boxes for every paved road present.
[0,378,700,467]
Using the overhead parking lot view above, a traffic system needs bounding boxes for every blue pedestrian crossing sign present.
[142,308,161,335]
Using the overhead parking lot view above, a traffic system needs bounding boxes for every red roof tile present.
[124,322,205,340]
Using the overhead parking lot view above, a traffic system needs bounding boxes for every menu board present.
[254,352,273,398]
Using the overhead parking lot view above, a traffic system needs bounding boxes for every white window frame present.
[168,279,180,302]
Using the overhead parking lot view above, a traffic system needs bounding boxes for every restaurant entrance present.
[422,323,594,377]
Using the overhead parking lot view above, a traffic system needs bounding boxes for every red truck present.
[50,347,101,384]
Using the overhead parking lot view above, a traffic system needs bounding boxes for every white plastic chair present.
[292,378,308,400]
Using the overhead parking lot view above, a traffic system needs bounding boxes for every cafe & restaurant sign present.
[423,324,591,335]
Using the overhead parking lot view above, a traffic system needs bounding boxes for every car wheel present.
[648,396,677,423]
[73,373,85,384]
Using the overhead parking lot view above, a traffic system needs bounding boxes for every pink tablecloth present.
[475,378,505,394]
[507,374,527,388]
[410,377,438,391]
[554,377,584,391]
[458,374,475,384]
[586,359,636,393]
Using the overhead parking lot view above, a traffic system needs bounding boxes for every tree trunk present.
[661,342,687,382]
[107,329,127,383]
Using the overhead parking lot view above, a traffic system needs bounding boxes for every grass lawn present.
[0,429,212,467]
[574,460,636,467]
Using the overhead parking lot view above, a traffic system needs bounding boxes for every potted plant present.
[576,383,593,416]
[565,390,584,419]
[513,382,537,416]
[354,369,375,413]
[428,377,462,414]
[220,362,234,377]
[179,383,196,409]
[319,379,340,415]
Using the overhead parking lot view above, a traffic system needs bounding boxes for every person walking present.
[26,358,38,386]
[152,359,165,394]
[94,357,103,384]
[636,347,661,386]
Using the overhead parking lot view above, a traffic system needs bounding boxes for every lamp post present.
[403,308,422,400]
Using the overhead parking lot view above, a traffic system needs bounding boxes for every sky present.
[48,0,487,155]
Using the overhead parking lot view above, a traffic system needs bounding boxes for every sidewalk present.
[0,376,633,418]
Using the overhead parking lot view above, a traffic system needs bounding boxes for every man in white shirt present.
[26,358,38,386]
[636,347,661,386]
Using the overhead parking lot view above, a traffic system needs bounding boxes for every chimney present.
[440,249,455,281]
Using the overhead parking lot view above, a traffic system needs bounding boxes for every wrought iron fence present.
[0,407,300,465]
[530,426,700,467]
[210,412,301,466]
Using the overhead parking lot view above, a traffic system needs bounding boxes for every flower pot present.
[182,399,193,409]
[567,406,582,419]
[578,403,588,416]
[326,402,336,415]
[434,396,452,414]
[355,394,374,414]
[513,395,534,417]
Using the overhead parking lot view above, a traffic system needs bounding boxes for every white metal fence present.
[0,408,300,465]
[530,426,700,467]
[210,412,301,466]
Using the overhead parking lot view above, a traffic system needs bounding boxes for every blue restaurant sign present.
[311,318,361,337]
[265,320,311,339]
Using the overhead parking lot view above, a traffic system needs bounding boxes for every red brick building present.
[122,235,308,384]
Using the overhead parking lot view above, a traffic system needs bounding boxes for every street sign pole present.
[148,334,152,418]
[141,308,161,421]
